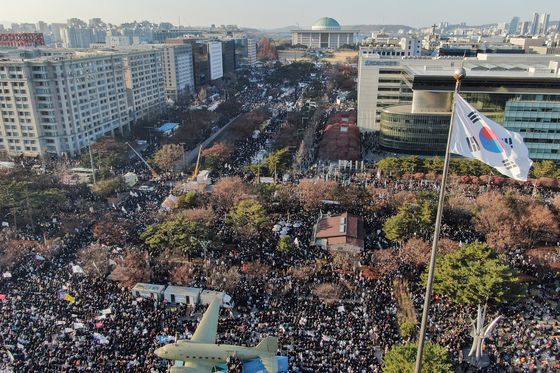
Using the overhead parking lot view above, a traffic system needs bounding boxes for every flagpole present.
[414,67,466,373]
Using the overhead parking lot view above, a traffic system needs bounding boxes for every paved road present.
[184,113,243,164]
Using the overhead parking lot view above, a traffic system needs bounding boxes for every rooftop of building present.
[0,46,167,64]
[318,112,360,161]
[293,17,360,32]
[405,61,560,79]
[312,17,341,31]
[315,212,364,240]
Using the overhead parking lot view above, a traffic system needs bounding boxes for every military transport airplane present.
[155,298,278,373]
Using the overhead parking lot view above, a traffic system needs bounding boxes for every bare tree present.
[154,144,185,172]
[242,261,270,282]
[211,177,248,211]
[297,179,337,211]
[169,262,196,286]
[312,283,343,304]
[110,250,153,289]
[206,264,241,293]
[77,244,112,276]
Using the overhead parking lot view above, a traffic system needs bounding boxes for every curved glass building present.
[380,106,451,155]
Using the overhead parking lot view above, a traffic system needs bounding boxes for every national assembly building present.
[291,17,357,49]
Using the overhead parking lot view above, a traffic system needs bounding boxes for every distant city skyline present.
[1,0,558,29]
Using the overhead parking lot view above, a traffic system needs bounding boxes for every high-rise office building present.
[539,13,550,35]
[208,41,224,81]
[508,17,520,35]
[162,44,195,102]
[233,38,257,68]
[530,12,540,35]
[519,21,530,35]
[221,40,236,75]
[247,39,257,66]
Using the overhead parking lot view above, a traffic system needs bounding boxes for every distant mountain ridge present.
[347,24,416,33]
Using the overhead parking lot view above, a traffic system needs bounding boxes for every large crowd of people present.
[1,65,559,373]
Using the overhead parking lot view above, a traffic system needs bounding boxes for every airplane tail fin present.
[255,336,278,354]
[260,355,278,373]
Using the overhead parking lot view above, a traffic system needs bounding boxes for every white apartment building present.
[357,47,459,131]
[0,53,130,157]
[399,38,422,57]
[61,27,93,48]
[162,44,195,102]
[122,48,166,121]
[208,41,224,81]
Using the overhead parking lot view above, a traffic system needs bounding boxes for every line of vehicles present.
[131,283,234,308]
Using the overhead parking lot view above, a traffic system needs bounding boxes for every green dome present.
[312,17,341,30]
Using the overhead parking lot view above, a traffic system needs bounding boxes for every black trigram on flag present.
[466,136,480,152]
[467,111,482,124]
[502,137,513,148]
[502,159,516,170]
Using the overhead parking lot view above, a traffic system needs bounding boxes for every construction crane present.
[190,145,203,181]
[126,142,159,179]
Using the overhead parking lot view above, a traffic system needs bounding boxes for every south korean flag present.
[450,94,533,181]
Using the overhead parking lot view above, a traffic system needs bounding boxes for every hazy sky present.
[1,0,558,29]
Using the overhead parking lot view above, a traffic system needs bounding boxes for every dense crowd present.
[1,65,559,373]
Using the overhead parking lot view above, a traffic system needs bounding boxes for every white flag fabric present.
[450,94,533,181]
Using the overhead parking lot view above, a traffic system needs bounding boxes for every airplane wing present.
[170,360,216,373]
[191,298,221,344]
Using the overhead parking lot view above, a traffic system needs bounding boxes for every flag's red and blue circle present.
[479,127,503,154]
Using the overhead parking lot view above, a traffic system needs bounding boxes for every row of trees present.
[382,188,560,251]
[377,156,560,181]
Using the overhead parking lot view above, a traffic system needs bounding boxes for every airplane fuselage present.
[157,340,263,364]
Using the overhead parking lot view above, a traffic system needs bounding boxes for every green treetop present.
[383,342,453,373]
[425,242,524,306]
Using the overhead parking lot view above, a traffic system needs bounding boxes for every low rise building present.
[0,32,45,47]
[312,212,364,252]
[317,112,361,161]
